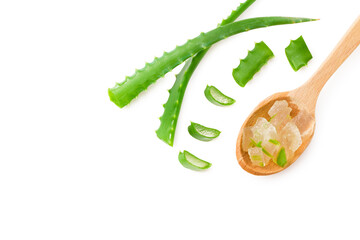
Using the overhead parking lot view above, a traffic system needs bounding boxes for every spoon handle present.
[292,16,360,112]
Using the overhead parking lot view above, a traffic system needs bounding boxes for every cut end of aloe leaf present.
[285,35,313,71]
[108,84,129,108]
[178,151,212,171]
[204,85,236,106]
[108,87,122,108]
[188,122,221,141]
[156,128,174,147]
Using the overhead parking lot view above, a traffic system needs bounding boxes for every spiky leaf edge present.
[232,41,274,87]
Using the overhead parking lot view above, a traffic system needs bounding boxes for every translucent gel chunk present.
[242,127,254,152]
[268,100,292,131]
[271,108,292,131]
[280,122,302,152]
[251,117,278,143]
[262,140,281,162]
[248,147,269,167]
[268,100,288,117]
[291,111,315,137]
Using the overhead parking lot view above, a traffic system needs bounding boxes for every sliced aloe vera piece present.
[204,85,236,106]
[285,35,313,71]
[276,147,287,167]
[232,41,274,87]
[188,122,221,141]
[178,151,212,171]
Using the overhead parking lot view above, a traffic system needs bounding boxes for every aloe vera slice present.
[188,122,221,141]
[178,151,212,171]
[276,147,287,167]
[204,85,236,106]
[285,35,313,71]
[109,17,317,109]
[232,41,274,87]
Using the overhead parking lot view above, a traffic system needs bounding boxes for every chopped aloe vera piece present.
[280,122,302,152]
[269,139,280,145]
[268,100,292,131]
[232,41,274,87]
[251,117,277,144]
[262,141,280,162]
[204,85,236,106]
[291,111,315,137]
[178,151,212,171]
[250,139,276,162]
[248,147,269,167]
[269,114,277,122]
[250,138,258,148]
[276,148,287,167]
[268,100,288,117]
[188,122,221,141]
[285,35,313,71]
[242,127,254,152]
[261,147,273,158]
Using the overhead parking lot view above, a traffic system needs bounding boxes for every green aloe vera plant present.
[232,41,274,87]
[108,17,316,110]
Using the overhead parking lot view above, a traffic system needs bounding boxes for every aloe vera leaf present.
[232,41,274,87]
[188,122,221,141]
[155,1,255,146]
[108,17,317,109]
[285,35,313,71]
[178,150,212,171]
[204,85,236,106]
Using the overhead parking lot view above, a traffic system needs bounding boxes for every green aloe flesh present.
[108,17,317,109]
[188,122,221,141]
[276,147,287,167]
[285,35,313,71]
[252,139,274,158]
[204,85,236,106]
[156,0,255,146]
[232,41,274,87]
[269,139,280,145]
[178,150,212,171]
[261,147,273,158]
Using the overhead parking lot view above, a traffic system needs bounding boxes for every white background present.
[0,0,359,239]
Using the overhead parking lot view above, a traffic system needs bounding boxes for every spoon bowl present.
[236,92,316,175]
[236,16,360,175]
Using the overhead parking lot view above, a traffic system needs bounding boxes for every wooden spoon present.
[236,16,360,175]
